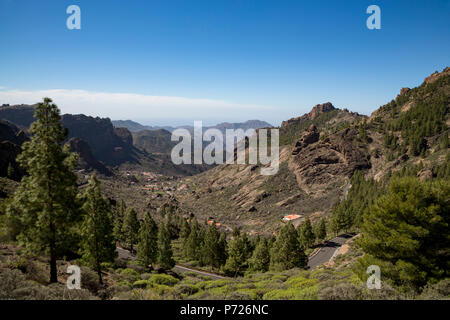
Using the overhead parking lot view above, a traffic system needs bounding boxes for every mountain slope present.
[174,68,449,235]
[174,103,366,235]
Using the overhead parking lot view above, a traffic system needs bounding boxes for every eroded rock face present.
[61,114,137,165]
[292,125,320,155]
[290,127,370,194]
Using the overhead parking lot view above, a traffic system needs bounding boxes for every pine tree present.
[298,217,315,248]
[217,232,228,267]
[179,219,190,240]
[6,98,79,283]
[224,234,247,277]
[7,163,14,179]
[185,219,201,260]
[123,208,139,253]
[358,177,450,290]
[314,218,327,243]
[270,223,307,271]
[137,212,158,267]
[201,223,221,268]
[249,237,270,272]
[113,200,126,244]
[241,232,253,261]
[157,221,175,269]
[80,175,116,284]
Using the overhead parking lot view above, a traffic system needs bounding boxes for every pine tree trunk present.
[50,222,57,283]
[97,261,103,285]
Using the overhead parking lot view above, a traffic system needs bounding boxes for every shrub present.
[133,280,151,289]
[80,266,102,293]
[418,279,450,300]
[197,279,232,290]
[174,283,200,296]
[149,274,179,287]
[119,268,140,282]
[227,289,257,300]
[140,273,152,280]
[318,282,364,300]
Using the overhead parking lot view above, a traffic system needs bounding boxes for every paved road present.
[307,233,355,269]
[173,265,226,280]
[116,246,226,280]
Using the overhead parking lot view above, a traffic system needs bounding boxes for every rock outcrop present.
[290,127,371,194]
[281,102,336,127]
[67,137,112,176]
[292,125,320,155]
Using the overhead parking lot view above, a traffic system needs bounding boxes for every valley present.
[0,68,449,300]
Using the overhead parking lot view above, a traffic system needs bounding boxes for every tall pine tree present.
[113,200,126,245]
[137,212,158,267]
[157,220,175,269]
[249,237,270,272]
[123,208,139,253]
[80,175,116,284]
[314,218,327,243]
[185,219,201,260]
[224,234,248,276]
[7,98,79,283]
[298,217,315,248]
[270,223,307,271]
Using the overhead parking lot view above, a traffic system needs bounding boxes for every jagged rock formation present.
[290,127,371,194]
[292,125,320,155]
[281,102,336,127]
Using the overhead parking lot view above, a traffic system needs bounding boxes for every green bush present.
[262,285,318,300]
[119,268,140,280]
[174,283,200,296]
[132,280,151,289]
[149,274,179,287]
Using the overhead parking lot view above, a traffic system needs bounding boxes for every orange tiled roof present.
[283,214,301,220]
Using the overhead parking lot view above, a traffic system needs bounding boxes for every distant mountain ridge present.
[112,119,273,133]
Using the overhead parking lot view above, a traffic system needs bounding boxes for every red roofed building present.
[282,214,301,222]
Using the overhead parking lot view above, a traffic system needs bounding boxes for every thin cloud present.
[0,88,274,121]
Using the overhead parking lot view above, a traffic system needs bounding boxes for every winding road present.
[116,233,355,279]
[307,233,355,269]
[116,246,226,280]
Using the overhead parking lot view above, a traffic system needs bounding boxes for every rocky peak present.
[423,67,450,84]
[309,102,336,119]
[281,102,336,127]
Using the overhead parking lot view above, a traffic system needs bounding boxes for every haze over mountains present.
[111,119,273,133]
[0,104,272,177]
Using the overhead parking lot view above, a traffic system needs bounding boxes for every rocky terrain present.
[172,69,449,235]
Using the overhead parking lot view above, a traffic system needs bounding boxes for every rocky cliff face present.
[66,137,112,176]
[61,114,138,166]
[290,126,370,195]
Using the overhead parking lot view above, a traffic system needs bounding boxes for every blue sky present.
[0,0,449,126]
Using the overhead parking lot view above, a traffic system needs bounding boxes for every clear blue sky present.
[0,0,449,126]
